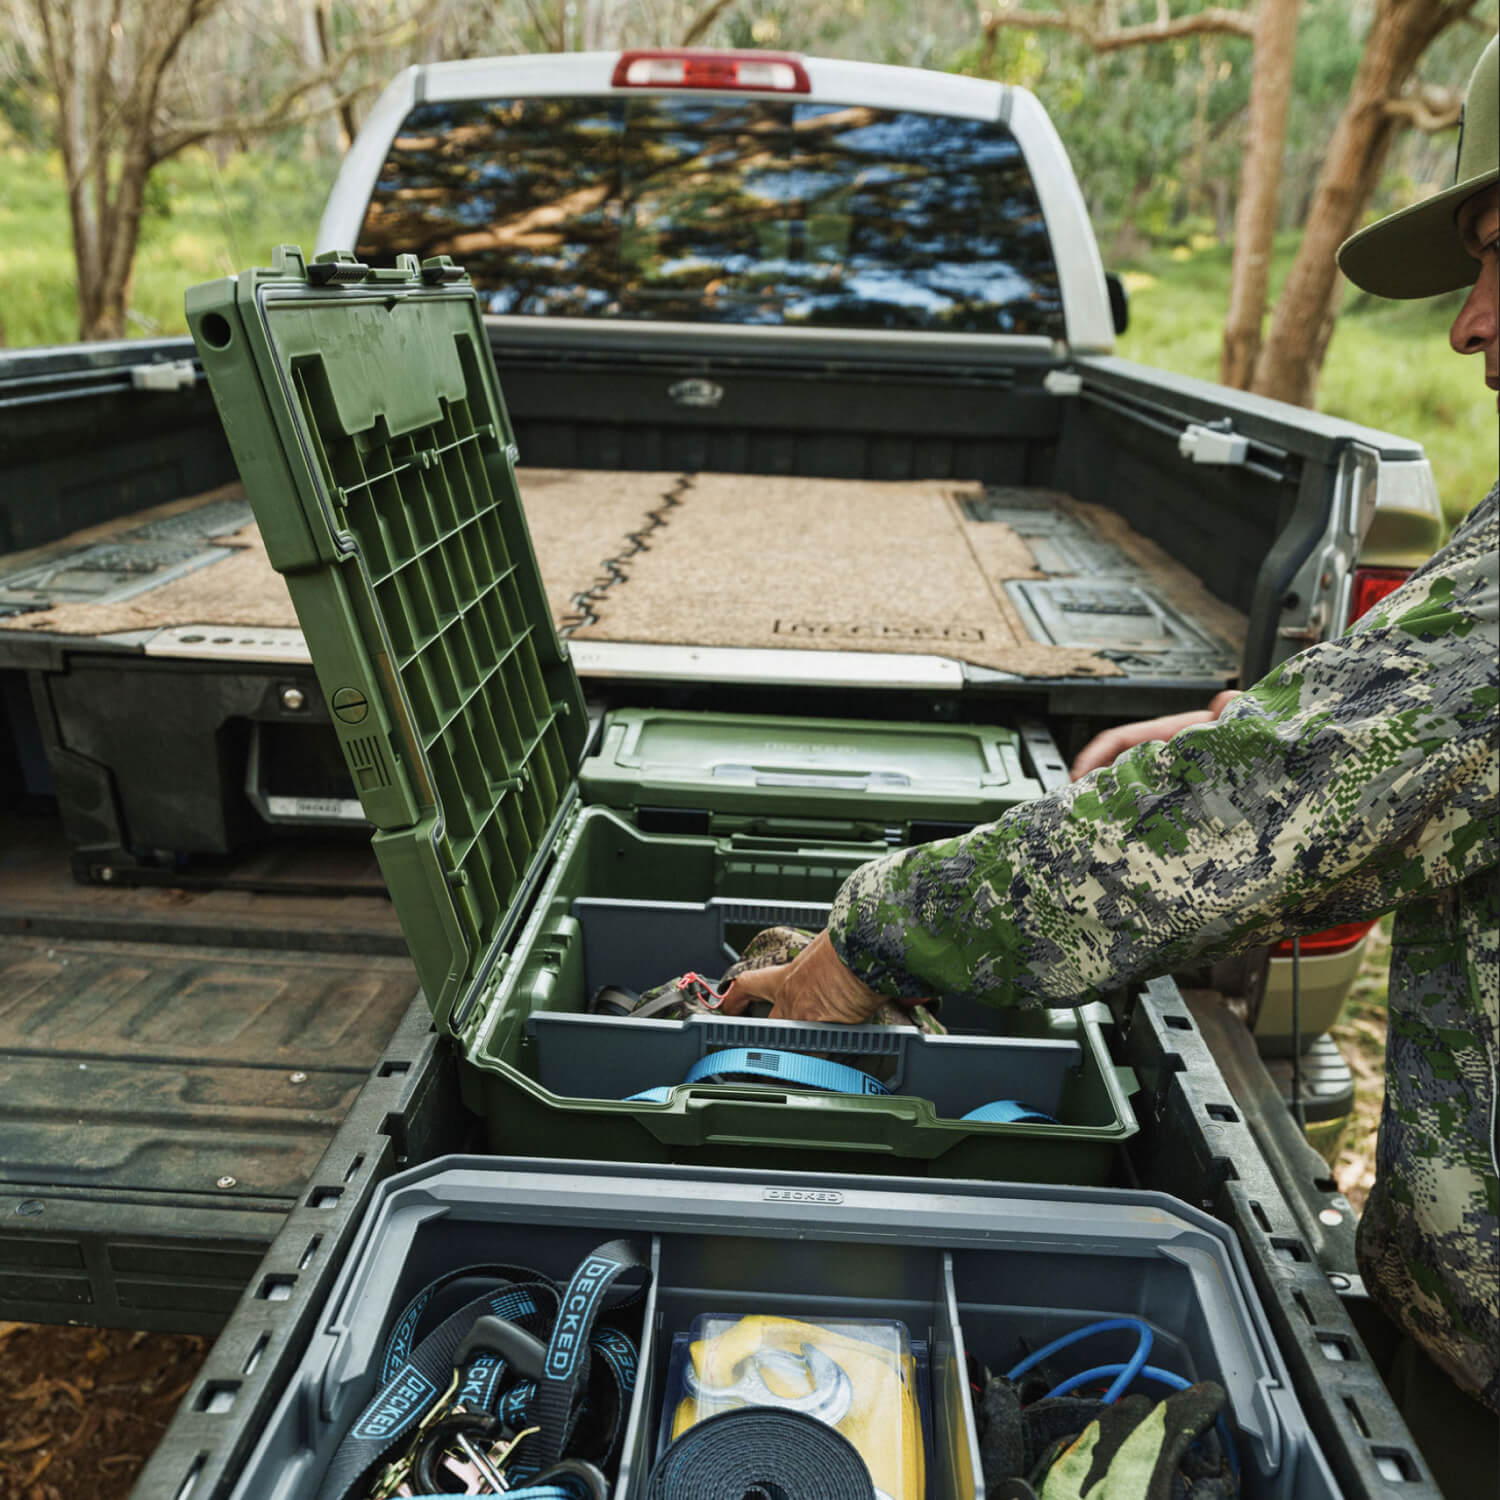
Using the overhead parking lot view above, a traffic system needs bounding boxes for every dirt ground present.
[0,1323,207,1499]
[0,938,1395,1500]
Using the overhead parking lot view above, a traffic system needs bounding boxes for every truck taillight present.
[1348,566,1412,626]
[611,50,810,93]
[1271,919,1378,958]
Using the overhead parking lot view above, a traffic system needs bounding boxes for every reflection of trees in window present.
[357,96,1063,335]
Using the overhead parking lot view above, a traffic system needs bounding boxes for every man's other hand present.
[717,929,888,1024]
[1069,690,1240,781]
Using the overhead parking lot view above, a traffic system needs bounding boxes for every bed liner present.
[1,472,1245,683]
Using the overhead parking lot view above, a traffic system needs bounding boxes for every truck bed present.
[0,811,428,1332]
[0,470,1244,685]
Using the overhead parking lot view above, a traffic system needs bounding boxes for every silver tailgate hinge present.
[1043,369,1083,397]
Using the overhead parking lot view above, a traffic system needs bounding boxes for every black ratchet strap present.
[644,1408,876,1499]
[529,1238,651,1472]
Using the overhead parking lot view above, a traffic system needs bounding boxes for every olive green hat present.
[1338,33,1498,298]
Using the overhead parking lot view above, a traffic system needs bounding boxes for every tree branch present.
[148,18,417,161]
[681,0,738,46]
[151,77,379,162]
[518,0,559,49]
[978,4,1255,50]
[1383,89,1463,132]
[314,0,359,147]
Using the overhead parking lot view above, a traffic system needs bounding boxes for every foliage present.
[1117,234,1496,527]
[0,146,330,347]
[954,0,1497,248]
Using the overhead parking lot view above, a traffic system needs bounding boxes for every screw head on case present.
[280,686,307,712]
[331,687,369,724]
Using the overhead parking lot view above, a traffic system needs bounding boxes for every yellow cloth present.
[671,1314,924,1500]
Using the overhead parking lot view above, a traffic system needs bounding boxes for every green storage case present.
[579,708,1038,835]
[188,247,1139,1184]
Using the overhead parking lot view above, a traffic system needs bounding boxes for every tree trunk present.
[85,146,155,340]
[1220,0,1301,389]
[312,0,358,152]
[1109,177,1153,263]
[1211,176,1234,242]
[299,0,339,157]
[1250,0,1476,405]
[37,0,110,338]
[1184,37,1217,225]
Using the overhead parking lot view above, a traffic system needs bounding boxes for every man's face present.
[1451,185,1499,410]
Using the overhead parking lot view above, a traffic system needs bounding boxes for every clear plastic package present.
[663,1313,926,1500]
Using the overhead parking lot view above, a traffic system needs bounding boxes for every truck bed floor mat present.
[560,474,1243,680]
[0,474,1244,683]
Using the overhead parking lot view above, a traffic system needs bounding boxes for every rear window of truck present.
[356,95,1065,336]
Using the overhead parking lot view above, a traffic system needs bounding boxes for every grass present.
[0,146,331,348]
[1116,234,1496,530]
[1,149,1492,525]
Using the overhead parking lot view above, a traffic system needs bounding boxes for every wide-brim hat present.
[1338,33,1498,299]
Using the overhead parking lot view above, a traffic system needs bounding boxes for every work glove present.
[1036,1383,1231,1500]
[976,1378,1122,1491]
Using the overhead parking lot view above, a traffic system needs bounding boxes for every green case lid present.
[580,709,1041,826]
[187,246,587,1034]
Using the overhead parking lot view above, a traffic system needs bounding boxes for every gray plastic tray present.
[571,895,835,991]
[529,1011,1083,1119]
[227,1157,1340,1500]
[533,890,1091,1122]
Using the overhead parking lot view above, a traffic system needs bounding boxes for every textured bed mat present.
[560,474,1245,679]
[1,472,1245,681]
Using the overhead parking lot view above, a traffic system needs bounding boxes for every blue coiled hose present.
[1007,1317,1154,1405]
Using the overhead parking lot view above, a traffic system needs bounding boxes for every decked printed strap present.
[529,1238,651,1473]
[379,1262,548,1385]
[316,1279,557,1500]
[316,1242,647,1500]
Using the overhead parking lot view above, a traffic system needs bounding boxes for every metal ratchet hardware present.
[683,1341,855,1427]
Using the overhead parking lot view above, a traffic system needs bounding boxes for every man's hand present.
[717,929,888,1024]
[1069,690,1240,781]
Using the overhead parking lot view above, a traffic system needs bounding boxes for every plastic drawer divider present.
[937,1250,987,1499]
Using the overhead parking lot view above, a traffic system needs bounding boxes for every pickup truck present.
[0,47,1448,1498]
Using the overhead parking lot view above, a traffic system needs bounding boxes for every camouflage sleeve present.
[828,488,1500,1007]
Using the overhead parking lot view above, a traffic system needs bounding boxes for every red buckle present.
[674,972,729,1009]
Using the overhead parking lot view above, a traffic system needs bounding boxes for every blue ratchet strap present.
[960,1099,1057,1124]
[624,1047,1056,1123]
[624,1049,887,1101]
[402,1490,576,1500]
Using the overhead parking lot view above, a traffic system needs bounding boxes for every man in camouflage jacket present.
[724,33,1499,1486]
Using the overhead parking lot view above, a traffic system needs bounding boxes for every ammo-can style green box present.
[185,246,1139,1183]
